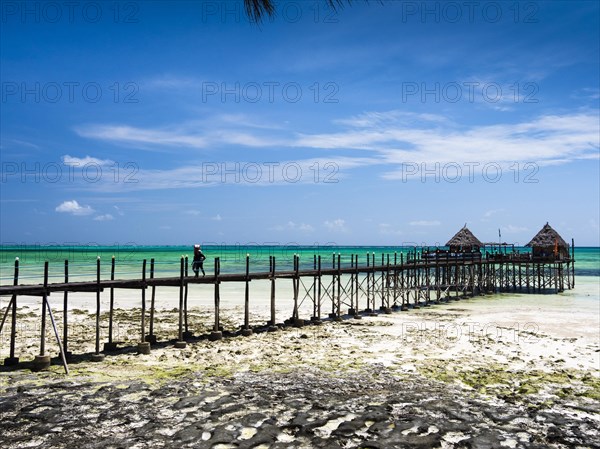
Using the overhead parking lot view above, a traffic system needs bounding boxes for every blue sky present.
[1,0,599,247]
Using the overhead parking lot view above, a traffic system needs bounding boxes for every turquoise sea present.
[0,245,598,286]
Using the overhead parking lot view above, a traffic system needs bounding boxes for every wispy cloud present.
[409,220,441,227]
[75,125,209,149]
[296,111,599,174]
[76,110,599,188]
[74,113,290,152]
[83,110,598,165]
[334,110,448,128]
[571,87,600,101]
[142,75,201,90]
[66,157,374,192]
[94,214,114,221]
[3,139,41,150]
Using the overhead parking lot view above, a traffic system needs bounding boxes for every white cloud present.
[211,214,222,221]
[94,214,114,221]
[324,219,347,232]
[143,75,200,90]
[297,223,314,232]
[483,209,503,218]
[55,200,94,216]
[502,224,528,233]
[378,223,403,235]
[270,221,314,232]
[62,155,114,167]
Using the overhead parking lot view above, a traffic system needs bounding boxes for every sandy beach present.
[0,277,598,448]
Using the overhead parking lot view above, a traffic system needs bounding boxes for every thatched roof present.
[526,223,569,248]
[446,226,483,247]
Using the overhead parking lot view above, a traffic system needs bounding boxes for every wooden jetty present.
[0,224,576,373]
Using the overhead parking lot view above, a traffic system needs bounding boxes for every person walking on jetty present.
[192,244,206,277]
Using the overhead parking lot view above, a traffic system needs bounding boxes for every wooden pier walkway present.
[0,248,576,373]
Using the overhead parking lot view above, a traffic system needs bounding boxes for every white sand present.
[0,277,598,397]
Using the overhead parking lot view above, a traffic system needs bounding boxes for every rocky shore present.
[1,293,599,448]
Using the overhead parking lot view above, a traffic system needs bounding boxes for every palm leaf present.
[244,0,358,22]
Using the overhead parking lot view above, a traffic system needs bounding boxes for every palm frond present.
[244,0,373,23]
[244,0,276,23]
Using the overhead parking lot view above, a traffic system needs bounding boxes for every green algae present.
[149,365,195,381]
[201,364,234,378]
[418,360,600,403]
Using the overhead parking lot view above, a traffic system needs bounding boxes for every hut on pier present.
[526,222,570,260]
[446,225,483,253]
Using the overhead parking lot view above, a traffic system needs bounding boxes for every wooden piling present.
[32,262,51,370]
[366,252,371,312]
[311,254,319,322]
[91,257,104,362]
[183,256,190,338]
[146,258,157,344]
[45,293,69,374]
[335,253,342,321]
[210,257,223,341]
[104,256,117,352]
[137,259,151,354]
[571,239,575,288]
[3,258,19,365]
[292,255,300,322]
[174,256,186,348]
[354,254,361,318]
[380,253,385,310]
[41,262,48,355]
[141,259,147,342]
[268,256,277,331]
[329,253,336,318]
[242,254,252,336]
[392,252,399,308]
[317,255,323,321]
[62,259,70,358]
[349,254,355,315]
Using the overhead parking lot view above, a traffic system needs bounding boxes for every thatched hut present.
[526,222,570,260]
[446,225,483,253]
